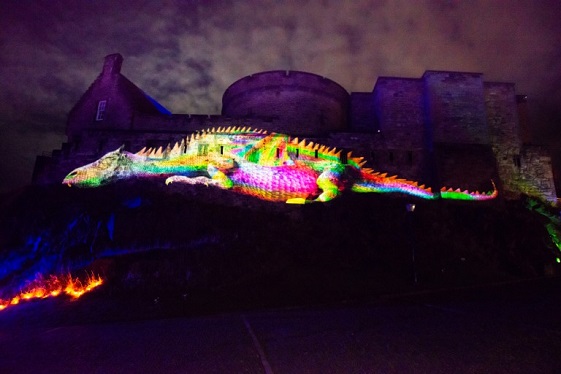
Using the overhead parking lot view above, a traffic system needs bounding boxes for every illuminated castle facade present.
[33,54,557,202]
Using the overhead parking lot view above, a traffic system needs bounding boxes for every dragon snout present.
[66,170,78,179]
[63,169,82,186]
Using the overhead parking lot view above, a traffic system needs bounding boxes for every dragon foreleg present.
[165,164,234,189]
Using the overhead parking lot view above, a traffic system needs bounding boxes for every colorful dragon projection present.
[63,127,497,203]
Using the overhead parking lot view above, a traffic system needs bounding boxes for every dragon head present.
[63,146,133,187]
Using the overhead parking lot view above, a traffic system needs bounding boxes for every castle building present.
[33,53,558,202]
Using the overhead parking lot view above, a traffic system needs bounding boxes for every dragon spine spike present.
[154,146,164,158]
[169,142,181,157]
[335,150,342,157]
[136,147,147,156]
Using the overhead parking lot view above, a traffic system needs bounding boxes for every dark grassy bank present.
[1,181,560,317]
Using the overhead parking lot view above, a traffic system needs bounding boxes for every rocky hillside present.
[1,181,559,312]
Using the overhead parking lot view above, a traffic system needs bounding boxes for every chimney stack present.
[102,53,123,75]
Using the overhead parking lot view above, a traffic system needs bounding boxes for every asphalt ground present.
[0,277,560,373]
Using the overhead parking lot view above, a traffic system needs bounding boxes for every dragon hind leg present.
[286,169,341,204]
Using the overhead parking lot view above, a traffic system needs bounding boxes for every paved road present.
[1,278,560,373]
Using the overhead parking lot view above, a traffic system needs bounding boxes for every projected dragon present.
[63,127,497,203]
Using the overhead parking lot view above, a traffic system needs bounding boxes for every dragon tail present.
[352,170,498,201]
[439,180,498,201]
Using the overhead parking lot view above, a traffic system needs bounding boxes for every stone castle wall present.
[221,71,349,136]
[424,71,490,145]
[348,92,377,133]
[373,77,426,149]
[32,54,558,202]
[484,82,522,197]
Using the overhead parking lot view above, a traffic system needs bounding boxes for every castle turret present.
[222,71,349,136]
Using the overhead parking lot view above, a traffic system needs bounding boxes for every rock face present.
[1,182,559,310]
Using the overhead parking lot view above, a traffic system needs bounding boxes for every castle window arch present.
[198,143,209,156]
[96,100,107,121]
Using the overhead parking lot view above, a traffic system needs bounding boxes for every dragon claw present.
[286,198,307,204]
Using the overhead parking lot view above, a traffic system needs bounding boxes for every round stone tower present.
[222,71,349,136]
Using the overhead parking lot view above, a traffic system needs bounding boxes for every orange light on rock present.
[0,272,103,312]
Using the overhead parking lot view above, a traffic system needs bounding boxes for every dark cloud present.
[1,0,561,192]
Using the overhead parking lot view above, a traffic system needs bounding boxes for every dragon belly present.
[230,164,320,202]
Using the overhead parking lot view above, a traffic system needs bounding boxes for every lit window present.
[96,100,107,121]
[198,144,209,156]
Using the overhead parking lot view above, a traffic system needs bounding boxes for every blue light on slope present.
[144,93,172,115]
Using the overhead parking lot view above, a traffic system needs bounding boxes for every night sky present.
[1,0,560,193]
